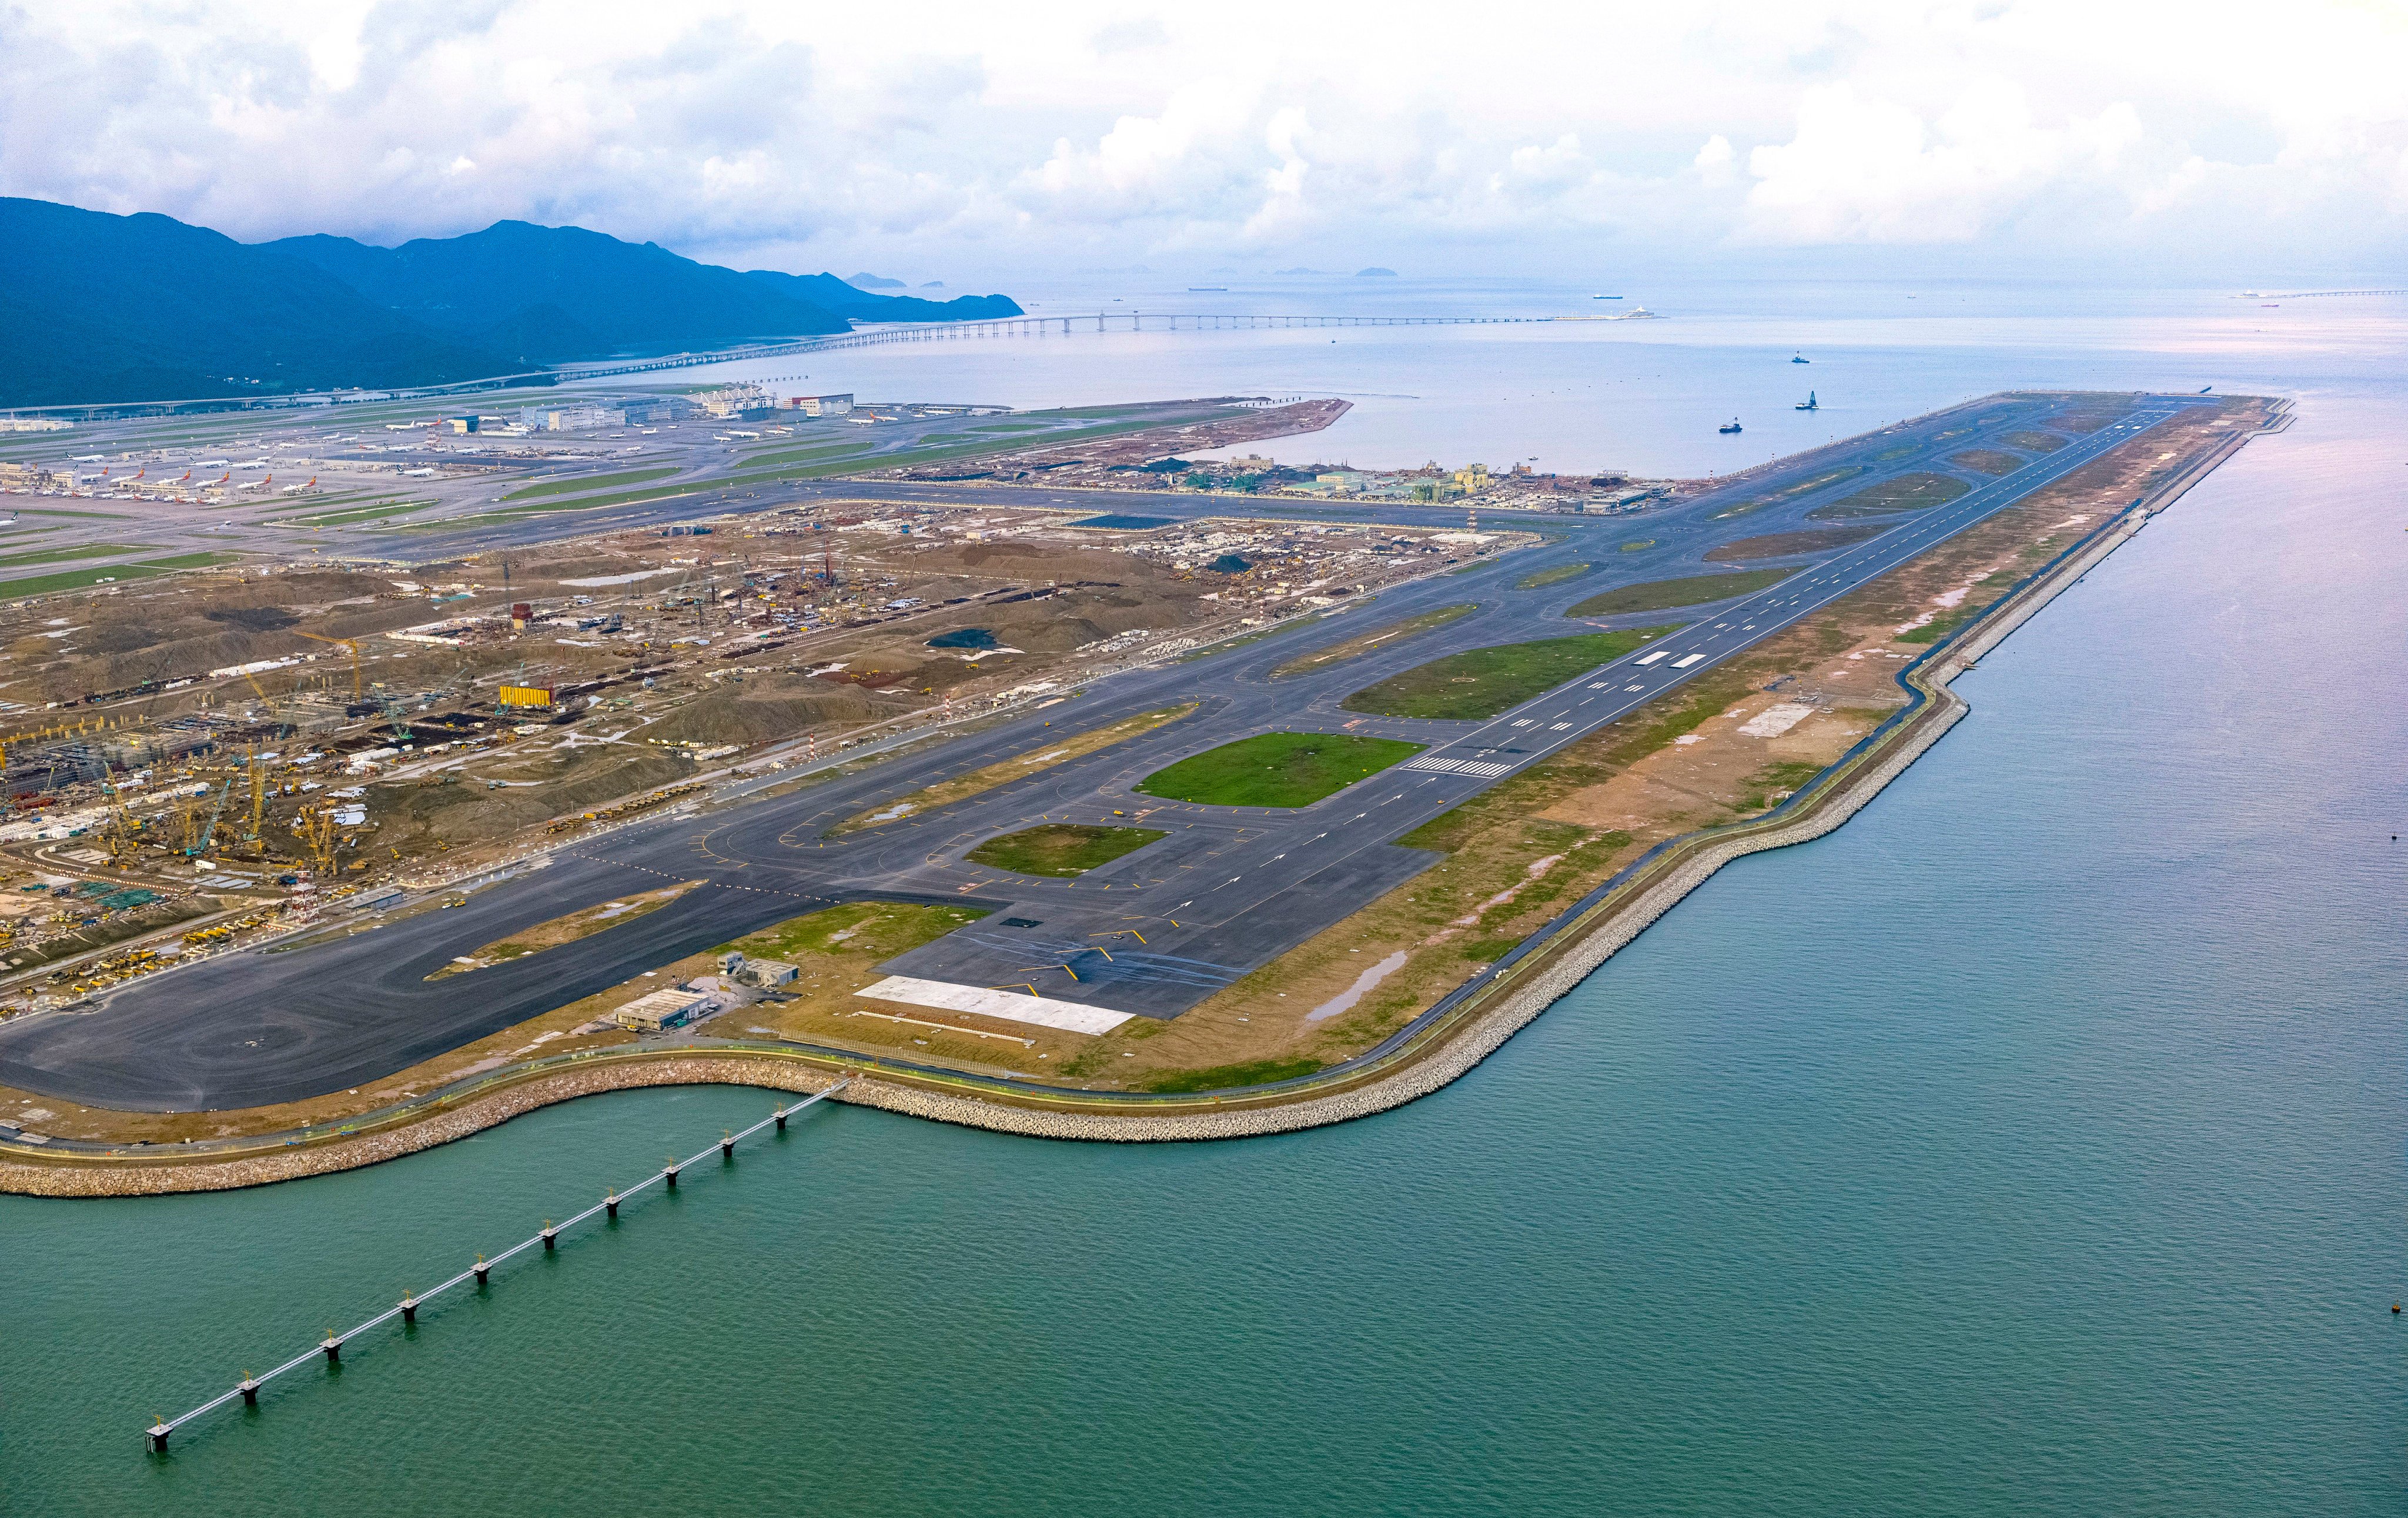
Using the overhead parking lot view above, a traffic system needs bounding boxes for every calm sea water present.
[5,289,2404,1514]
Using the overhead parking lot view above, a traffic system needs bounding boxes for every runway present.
[0,393,2202,1109]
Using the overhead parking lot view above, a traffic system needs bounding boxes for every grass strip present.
[1516,562,1591,590]
[424,410,1256,528]
[833,703,1198,834]
[1704,525,1885,562]
[1342,628,1672,720]
[1949,450,2025,477]
[1136,731,1423,808]
[503,466,682,501]
[965,822,1167,878]
[1709,464,1867,520]
[1807,472,1971,520]
[0,551,238,597]
[1145,1056,1323,1093]
[0,543,165,570]
[1566,569,1792,618]
[268,498,439,527]
[427,880,700,979]
[1272,604,1476,678]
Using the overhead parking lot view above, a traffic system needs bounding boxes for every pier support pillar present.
[148,1425,170,1452]
[606,1192,619,1219]
[320,1337,341,1364]
[720,1136,734,1159]
[774,1109,787,1131]
[400,1298,417,1325]
[474,1259,491,1286]
[664,1164,680,1190]
[240,1379,260,1406]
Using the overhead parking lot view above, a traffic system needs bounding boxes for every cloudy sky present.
[5,0,2403,283]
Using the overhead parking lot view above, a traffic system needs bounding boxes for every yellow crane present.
[295,801,340,876]
[248,744,265,842]
[295,632,364,702]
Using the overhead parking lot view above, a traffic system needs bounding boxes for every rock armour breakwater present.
[0,408,2275,1193]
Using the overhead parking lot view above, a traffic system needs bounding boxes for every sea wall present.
[0,407,2275,1194]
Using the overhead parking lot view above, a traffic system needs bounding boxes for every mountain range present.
[0,198,1021,408]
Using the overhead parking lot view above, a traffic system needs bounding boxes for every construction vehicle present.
[372,688,415,744]
[247,746,266,842]
[185,777,232,857]
[100,781,141,861]
[295,803,340,875]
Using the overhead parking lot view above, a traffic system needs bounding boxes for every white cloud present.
[0,0,2402,276]
[1740,81,2146,242]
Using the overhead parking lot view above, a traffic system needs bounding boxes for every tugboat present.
[1791,353,1810,363]
[1718,417,1743,434]
[1795,390,1818,411]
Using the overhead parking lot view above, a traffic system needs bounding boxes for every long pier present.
[567,310,1551,379]
[19,313,1564,417]
[141,1078,849,1453]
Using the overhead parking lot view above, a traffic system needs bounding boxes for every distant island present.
[0,198,1024,408]
[846,272,907,289]
[1356,266,1398,277]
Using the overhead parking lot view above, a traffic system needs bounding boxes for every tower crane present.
[186,777,232,858]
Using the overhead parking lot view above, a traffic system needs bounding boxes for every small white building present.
[736,958,798,988]
[614,988,708,1033]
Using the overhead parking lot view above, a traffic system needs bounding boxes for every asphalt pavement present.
[0,393,2203,1109]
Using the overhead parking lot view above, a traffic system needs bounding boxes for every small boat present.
[1594,293,1623,300]
[1188,286,1228,292]
[1791,353,1810,363]
[1795,391,1818,411]
[1718,418,1743,434]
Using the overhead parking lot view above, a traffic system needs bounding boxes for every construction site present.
[0,495,1509,1018]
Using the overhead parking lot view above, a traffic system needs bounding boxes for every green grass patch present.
[1949,449,2025,476]
[1807,472,1971,520]
[503,466,681,500]
[1143,1056,1325,1093]
[733,440,876,469]
[1567,569,1791,618]
[0,551,238,597]
[1619,539,1656,552]
[718,901,991,961]
[1734,760,1826,814]
[430,411,1251,528]
[1459,937,1524,962]
[2000,429,2066,452]
[269,497,439,527]
[1136,732,1424,808]
[964,823,1166,878]
[0,543,164,569]
[1704,525,1885,562]
[1271,603,1476,678]
[1710,465,1868,520]
[1342,630,1674,720]
[1516,561,1591,590]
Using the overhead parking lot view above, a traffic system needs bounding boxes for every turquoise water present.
[6,315,2406,1514]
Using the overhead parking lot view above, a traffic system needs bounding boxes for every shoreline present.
[0,403,2279,1195]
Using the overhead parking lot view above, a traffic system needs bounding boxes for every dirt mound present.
[643,676,884,747]
[206,607,298,632]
